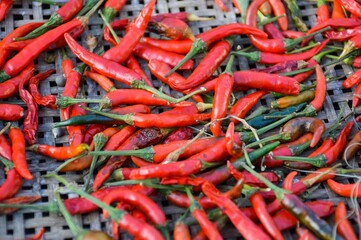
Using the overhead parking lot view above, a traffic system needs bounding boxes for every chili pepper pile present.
[3,0,361,239]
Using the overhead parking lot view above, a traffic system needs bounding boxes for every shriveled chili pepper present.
[163,127,193,144]
[233,39,330,64]
[210,54,234,136]
[202,182,271,240]
[16,0,83,40]
[255,60,304,74]
[148,17,194,40]
[27,143,89,161]
[28,69,57,109]
[316,0,330,24]
[0,0,13,23]
[19,75,38,145]
[102,189,167,227]
[272,200,335,232]
[0,195,40,214]
[102,0,127,21]
[8,127,32,180]
[326,26,361,41]
[272,90,315,109]
[0,1,103,82]
[233,71,300,95]
[250,192,283,240]
[0,104,24,121]
[327,179,361,197]
[240,162,341,240]
[335,201,358,240]
[102,0,156,64]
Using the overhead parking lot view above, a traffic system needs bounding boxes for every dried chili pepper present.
[27,143,89,161]
[164,127,193,144]
[327,179,361,197]
[335,201,358,240]
[28,69,57,109]
[16,0,83,41]
[8,127,32,180]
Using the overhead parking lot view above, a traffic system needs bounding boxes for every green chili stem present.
[105,179,187,191]
[0,155,14,170]
[288,42,320,54]
[244,106,269,121]
[81,106,133,125]
[275,155,326,167]
[0,202,58,212]
[99,10,120,44]
[89,146,155,161]
[246,133,290,148]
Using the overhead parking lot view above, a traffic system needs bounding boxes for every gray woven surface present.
[0,0,360,239]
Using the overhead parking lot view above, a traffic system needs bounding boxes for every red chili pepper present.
[335,201,358,240]
[353,55,361,68]
[233,71,300,95]
[297,227,318,240]
[102,189,167,226]
[316,0,330,24]
[8,127,32,180]
[282,30,305,39]
[230,90,268,123]
[28,143,89,161]
[263,22,284,39]
[126,55,153,87]
[0,104,24,121]
[344,129,361,160]
[84,70,115,92]
[19,73,38,145]
[343,68,361,88]
[327,179,361,197]
[148,17,194,40]
[225,122,243,157]
[83,124,107,145]
[326,26,361,41]
[68,103,87,146]
[214,0,228,11]
[173,220,191,240]
[250,192,283,240]
[103,0,127,21]
[202,182,271,240]
[28,69,57,109]
[0,195,41,214]
[103,0,156,64]
[339,0,361,18]
[353,83,361,108]
[234,39,330,64]
[26,227,46,240]
[269,0,288,31]
[164,127,193,144]
[0,0,13,22]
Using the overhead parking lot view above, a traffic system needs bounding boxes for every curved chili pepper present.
[327,179,361,197]
[103,0,127,21]
[344,129,361,161]
[353,55,361,68]
[225,122,242,157]
[148,17,194,40]
[102,189,167,226]
[282,30,305,39]
[255,60,302,74]
[250,192,283,240]
[82,124,107,145]
[28,143,89,161]
[280,117,325,147]
[339,0,361,18]
[19,74,38,145]
[272,90,315,109]
[0,0,13,23]
[335,201,358,240]
[0,104,24,121]
[103,0,156,64]
[233,71,300,95]
[28,69,57,109]
[214,0,228,11]
[233,39,330,64]
[326,26,361,41]
[103,18,129,46]
[16,0,83,41]
[269,0,288,30]
[126,55,153,87]
[8,127,32,180]
[202,182,271,240]
[316,0,330,24]
[284,171,298,191]
[0,5,101,82]
[64,33,142,86]
[84,70,115,92]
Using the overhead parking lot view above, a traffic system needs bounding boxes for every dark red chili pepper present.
[84,70,115,92]
[0,195,41,214]
[102,189,167,226]
[339,0,361,18]
[164,127,193,144]
[280,117,325,147]
[326,26,361,41]
[272,200,335,231]
[83,124,107,145]
[233,39,330,64]
[233,71,300,95]
[0,0,13,23]
[0,63,34,99]
[28,69,57,109]
[230,90,268,123]
[103,0,156,64]
[269,0,288,30]
[353,55,361,68]
[316,0,330,24]
[202,182,271,240]
[255,60,303,74]
[126,55,153,87]
[103,0,127,21]
[327,179,361,197]
[148,17,194,40]
[0,104,24,121]
[0,2,102,82]
[19,74,38,145]
[250,192,283,240]
[28,143,89,161]
[335,201,358,240]
[9,127,32,180]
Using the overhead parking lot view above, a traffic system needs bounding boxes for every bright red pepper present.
[0,0,13,23]
[335,202,358,240]
[327,179,361,197]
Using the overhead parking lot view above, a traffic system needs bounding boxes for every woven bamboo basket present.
[0,0,360,239]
